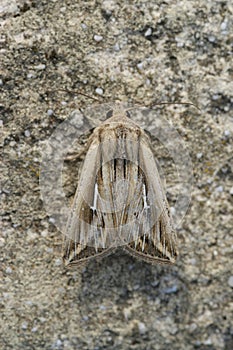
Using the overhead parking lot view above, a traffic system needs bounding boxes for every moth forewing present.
[134,132,177,261]
[63,135,115,266]
[63,107,178,266]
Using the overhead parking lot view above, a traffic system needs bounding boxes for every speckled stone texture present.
[0,1,233,349]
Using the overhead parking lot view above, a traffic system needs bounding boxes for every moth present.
[63,105,178,266]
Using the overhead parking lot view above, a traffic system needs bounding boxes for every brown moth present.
[63,105,178,266]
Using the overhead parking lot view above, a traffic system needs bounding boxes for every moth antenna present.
[148,101,201,111]
[46,88,104,102]
[45,88,120,122]
[128,101,200,112]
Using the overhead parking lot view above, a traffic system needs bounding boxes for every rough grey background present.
[0,0,233,349]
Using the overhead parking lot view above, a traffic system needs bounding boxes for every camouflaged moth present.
[63,105,178,266]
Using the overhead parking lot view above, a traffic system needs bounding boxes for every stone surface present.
[1,1,233,350]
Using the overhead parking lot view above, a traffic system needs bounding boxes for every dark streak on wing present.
[114,159,117,180]
[159,220,163,242]
[123,158,127,178]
